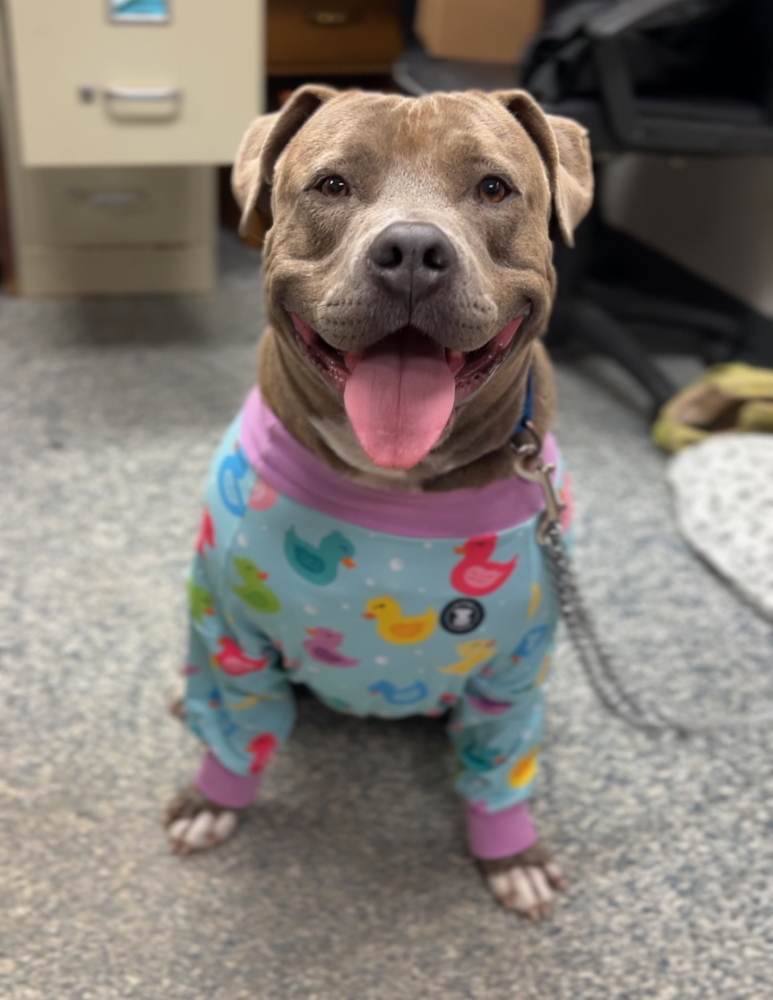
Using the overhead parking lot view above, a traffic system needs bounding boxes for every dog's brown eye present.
[478,177,509,203]
[318,175,350,198]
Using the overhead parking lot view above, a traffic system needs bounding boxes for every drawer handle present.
[103,87,181,122]
[69,188,147,208]
[105,87,181,103]
[305,8,359,27]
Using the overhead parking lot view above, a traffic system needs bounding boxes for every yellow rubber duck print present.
[534,654,551,687]
[363,596,437,645]
[527,582,542,619]
[509,747,539,788]
[231,693,280,711]
[439,638,497,675]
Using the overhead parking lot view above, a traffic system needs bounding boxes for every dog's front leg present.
[166,551,294,858]
[453,644,564,919]
[165,681,256,854]
[165,679,243,853]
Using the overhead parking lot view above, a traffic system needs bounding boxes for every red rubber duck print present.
[451,534,518,597]
[196,507,216,556]
[213,637,270,676]
[247,733,278,774]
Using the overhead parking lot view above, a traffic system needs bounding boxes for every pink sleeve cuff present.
[194,751,262,809]
[465,800,539,860]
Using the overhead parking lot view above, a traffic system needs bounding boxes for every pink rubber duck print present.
[247,733,278,774]
[451,534,518,597]
[213,636,269,676]
[249,478,279,511]
[303,627,360,667]
[196,507,215,556]
[559,473,574,532]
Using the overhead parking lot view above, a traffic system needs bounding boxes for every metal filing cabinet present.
[0,1,263,295]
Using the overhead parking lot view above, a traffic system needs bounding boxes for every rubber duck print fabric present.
[183,409,568,813]
[284,527,356,585]
[451,535,518,596]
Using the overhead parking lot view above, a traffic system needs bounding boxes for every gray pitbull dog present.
[165,86,593,920]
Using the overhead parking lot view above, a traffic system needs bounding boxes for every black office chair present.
[393,0,773,417]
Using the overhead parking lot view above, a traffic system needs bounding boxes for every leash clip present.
[511,420,564,544]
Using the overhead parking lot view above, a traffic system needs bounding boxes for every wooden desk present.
[267,0,403,77]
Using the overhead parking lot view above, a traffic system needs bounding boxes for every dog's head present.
[233,87,592,471]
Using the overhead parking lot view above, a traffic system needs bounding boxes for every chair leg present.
[551,298,678,415]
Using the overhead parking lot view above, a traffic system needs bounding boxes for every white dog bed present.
[668,434,773,622]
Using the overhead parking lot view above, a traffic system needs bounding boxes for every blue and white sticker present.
[108,0,170,23]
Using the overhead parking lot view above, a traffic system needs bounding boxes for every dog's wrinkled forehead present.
[234,87,592,249]
[274,92,550,207]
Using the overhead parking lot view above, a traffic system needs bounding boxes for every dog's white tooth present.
[448,349,464,359]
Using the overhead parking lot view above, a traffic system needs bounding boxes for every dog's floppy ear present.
[232,85,338,245]
[492,90,593,246]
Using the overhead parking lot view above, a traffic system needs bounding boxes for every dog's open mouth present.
[290,313,526,469]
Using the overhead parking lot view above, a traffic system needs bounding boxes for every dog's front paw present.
[479,843,566,920]
[164,785,241,856]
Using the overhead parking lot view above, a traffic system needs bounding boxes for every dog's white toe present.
[211,810,239,841]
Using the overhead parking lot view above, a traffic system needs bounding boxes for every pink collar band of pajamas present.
[240,388,558,538]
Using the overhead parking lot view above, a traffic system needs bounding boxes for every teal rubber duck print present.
[284,527,356,585]
[459,744,507,773]
[188,579,214,624]
[231,557,282,614]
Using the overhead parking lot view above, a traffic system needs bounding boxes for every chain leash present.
[510,421,748,739]
[540,517,693,737]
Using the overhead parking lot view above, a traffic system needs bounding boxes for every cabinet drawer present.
[267,0,403,75]
[6,1,262,167]
[22,167,214,248]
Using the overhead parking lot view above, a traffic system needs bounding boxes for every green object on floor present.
[652,362,773,453]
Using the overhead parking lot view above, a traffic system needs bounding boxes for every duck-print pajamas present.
[183,390,572,855]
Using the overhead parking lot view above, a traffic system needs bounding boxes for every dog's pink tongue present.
[343,332,455,469]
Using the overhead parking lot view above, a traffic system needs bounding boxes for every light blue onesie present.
[183,390,571,816]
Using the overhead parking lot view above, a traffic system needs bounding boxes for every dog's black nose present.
[368,223,457,305]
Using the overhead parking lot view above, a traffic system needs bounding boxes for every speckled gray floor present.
[1,233,772,1000]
